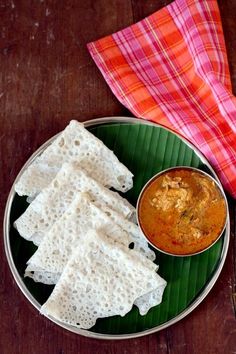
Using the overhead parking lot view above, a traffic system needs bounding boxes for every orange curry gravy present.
[138,168,227,255]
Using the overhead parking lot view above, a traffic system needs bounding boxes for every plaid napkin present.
[87,0,236,198]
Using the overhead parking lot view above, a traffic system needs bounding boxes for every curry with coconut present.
[138,168,227,255]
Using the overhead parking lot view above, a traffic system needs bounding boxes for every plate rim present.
[3,116,230,340]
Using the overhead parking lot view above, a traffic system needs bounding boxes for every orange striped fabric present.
[88,0,236,198]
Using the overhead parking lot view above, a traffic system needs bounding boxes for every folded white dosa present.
[15,120,133,197]
[26,193,152,284]
[14,162,135,245]
[40,229,166,329]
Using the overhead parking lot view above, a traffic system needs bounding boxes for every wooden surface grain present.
[0,1,236,353]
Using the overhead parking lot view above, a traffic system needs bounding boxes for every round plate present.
[4,117,230,340]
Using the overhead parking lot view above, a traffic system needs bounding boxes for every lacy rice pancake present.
[14,162,135,245]
[138,167,227,256]
[15,120,133,197]
[25,192,155,285]
[40,229,166,328]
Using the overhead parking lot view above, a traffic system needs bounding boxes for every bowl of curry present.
[137,167,227,256]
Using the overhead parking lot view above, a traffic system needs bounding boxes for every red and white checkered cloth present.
[88,0,236,198]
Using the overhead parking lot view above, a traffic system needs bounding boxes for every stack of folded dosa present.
[14,120,166,329]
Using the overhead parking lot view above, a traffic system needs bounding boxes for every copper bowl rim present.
[136,166,228,257]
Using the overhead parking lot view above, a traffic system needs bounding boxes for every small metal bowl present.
[137,166,228,257]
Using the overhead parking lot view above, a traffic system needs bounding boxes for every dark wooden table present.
[1,1,236,353]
